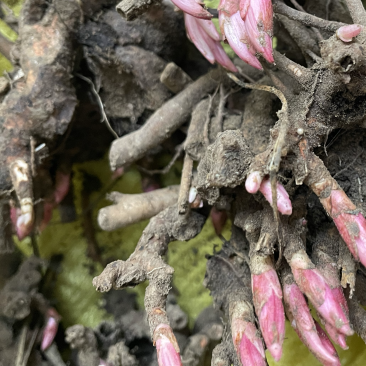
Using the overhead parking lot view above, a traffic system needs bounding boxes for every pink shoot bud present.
[320,189,366,268]
[314,322,341,366]
[154,324,182,366]
[218,0,263,70]
[41,308,60,351]
[233,320,266,366]
[323,321,348,350]
[184,14,238,72]
[251,258,285,361]
[241,0,274,63]
[211,207,228,235]
[336,24,362,42]
[245,171,263,194]
[231,301,266,366]
[289,252,353,337]
[54,171,71,204]
[259,178,292,215]
[171,0,213,19]
[283,282,340,365]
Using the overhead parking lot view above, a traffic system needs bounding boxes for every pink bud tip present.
[220,11,263,70]
[154,324,182,366]
[245,171,263,194]
[232,319,266,366]
[290,262,353,337]
[54,171,71,204]
[184,14,238,72]
[252,269,285,361]
[336,24,362,42]
[242,0,274,63]
[315,322,341,366]
[41,308,60,351]
[16,212,34,240]
[324,321,348,350]
[283,283,340,365]
[320,189,366,267]
[171,0,213,19]
[259,178,292,215]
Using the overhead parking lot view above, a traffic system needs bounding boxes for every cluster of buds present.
[173,0,273,70]
[282,269,341,366]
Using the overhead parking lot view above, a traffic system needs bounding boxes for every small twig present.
[325,0,332,20]
[178,154,194,214]
[306,49,323,63]
[289,0,324,41]
[217,84,226,132]
[344,0,366,27]
[137,143,184,176]
[204,84,220,146]
[15,324,28,366]
[22,327,39,366]
[75,73,118,139]
[0,32,14,61]
[358,176,363,203]
[31,233,40,257]
[273,1,346,32]
[236,66,256,84]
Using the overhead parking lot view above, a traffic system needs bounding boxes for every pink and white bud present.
[171,0,212,19]
[283,282,340,365]
[314,322,341,366]
[219,10,263,70]
[259,178,292,215]
[245,171,263,194]
[241,0,274,63]
[184,14,238,72]
[230,301,266,366]
[289,251,353,337]
[154,324,182,366]
[15,211,34,240]
[319,189,366,268]
[251,257,285,361]
[41,308,60,351]
[336,24,362,42]
[232,320,266,366]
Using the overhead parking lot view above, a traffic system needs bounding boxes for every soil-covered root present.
[98,185,180,231]
[109,69,222,169]
[0,0,81,248]
[93,205,207,362]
